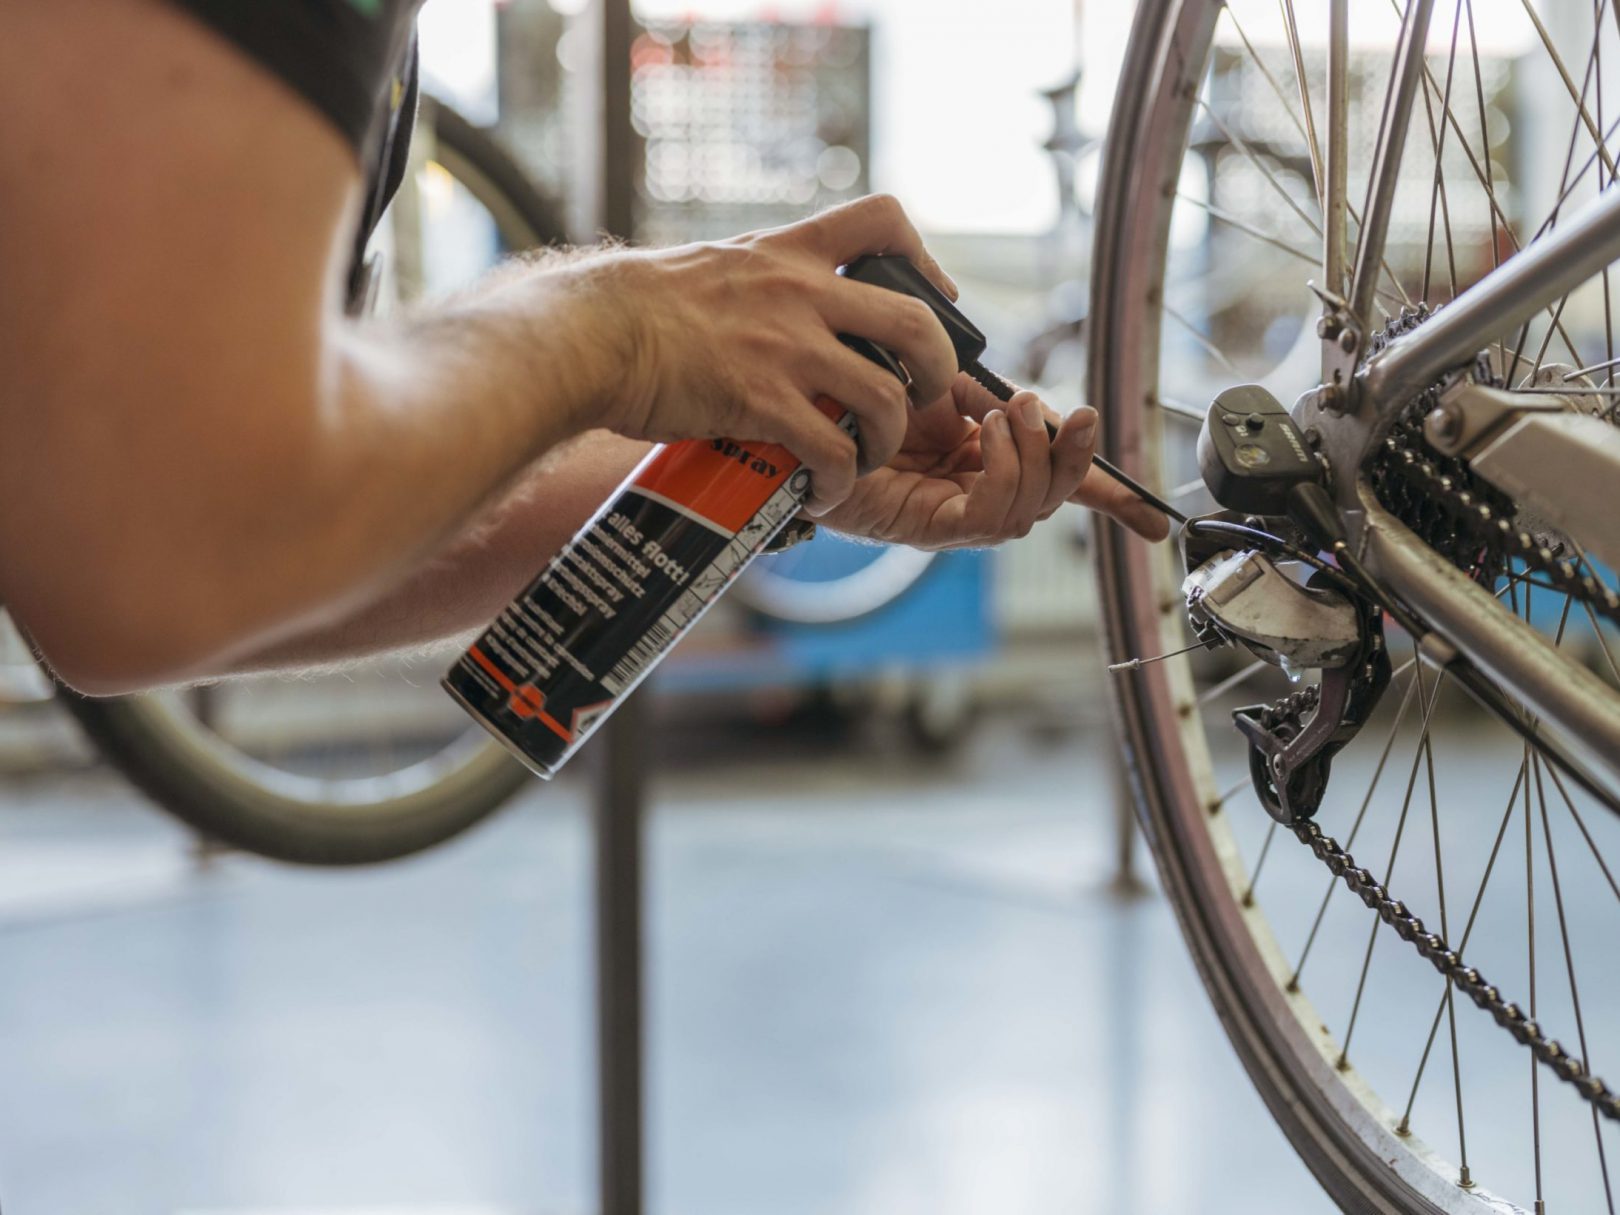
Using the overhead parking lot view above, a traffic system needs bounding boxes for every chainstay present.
[1289,817,1620,1123]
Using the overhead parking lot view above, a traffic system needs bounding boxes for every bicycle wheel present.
[1093,4,1620,1211]
[62,97,566,865]
[732,532,935,624]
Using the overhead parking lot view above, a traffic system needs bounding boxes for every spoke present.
[1242,820,1279,907]
[1395,1,1591,370]
[1546,762,1620,909]
[1194,97,1323,240]
[1534,752,1616,1213]
[1279,0,1325,208]
[1509,385,1620,396]
[1211,774,1254,816]
[1422,691,1470,1185]
[1177,194,1321,267]
[1464,0,1502,275]
[1525,6,1607,376]
[1398,757,1528,1135]
[1164,304,1242,375]
[1351,0,1436,323]
[1563,353,1620,379]
[1225,6,1321,201]
[1168,477,1208,503]
[1596,0,1616,393]
[1419,0,1465,303]
[1154,396,1209,424]
[1585,597,1620,685]
[1290,668,1421,987]
[1335,660,1445,1067]
[1526,737,1545,1213]
[1198,659,1271,707]
[1517,0,1619,181]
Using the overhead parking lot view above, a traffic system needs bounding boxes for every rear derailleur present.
[1180,386,1391,826]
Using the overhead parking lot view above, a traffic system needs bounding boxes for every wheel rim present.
[1092,3,1620,1210]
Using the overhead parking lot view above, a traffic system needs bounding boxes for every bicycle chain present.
[1289,812,1620,1124]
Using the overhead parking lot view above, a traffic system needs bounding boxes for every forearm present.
[233,428,651,671]
[8,249,638,693]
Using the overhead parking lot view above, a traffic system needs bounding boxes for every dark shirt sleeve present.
[162,0,419,157]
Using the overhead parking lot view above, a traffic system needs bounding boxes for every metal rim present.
[1092,2,1620,1209]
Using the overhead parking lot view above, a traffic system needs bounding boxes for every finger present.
[818,279,958,405]
[948,369,1017,422]
[760,400,859,516]
[799,194,958,300]
[907,384,977,451]
[1069,463,1173,541]
[811,340,910,472]
[1005,392,1052,537]
[953,409,1020,539]
[1036,404,1098,519]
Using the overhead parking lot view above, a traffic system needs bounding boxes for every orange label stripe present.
[632,398,844,533]
[468,646,574,743]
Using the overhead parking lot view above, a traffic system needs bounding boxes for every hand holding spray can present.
[442,255,982,777]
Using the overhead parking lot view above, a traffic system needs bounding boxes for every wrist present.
[558,250,663,439]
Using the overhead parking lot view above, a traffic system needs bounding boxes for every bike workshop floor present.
[0,698,1365,1214]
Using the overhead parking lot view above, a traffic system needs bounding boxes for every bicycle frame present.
[1295,0,1620,785]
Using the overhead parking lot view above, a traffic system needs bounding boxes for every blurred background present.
[0,1,1609,1212]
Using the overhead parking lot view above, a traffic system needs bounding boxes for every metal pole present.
[581,1,642,1212]
[594,687,648,1215]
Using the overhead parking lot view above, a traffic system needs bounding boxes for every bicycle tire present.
[61,98,565,866]
[1090,4,1573,1210]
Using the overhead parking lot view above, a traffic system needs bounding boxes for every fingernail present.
[986,409,1009,436]
[1017,396,1044,431]
[1068,409,1098,449]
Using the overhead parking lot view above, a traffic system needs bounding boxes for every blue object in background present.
[661,533,993,694]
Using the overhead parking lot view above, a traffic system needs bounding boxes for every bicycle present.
[1092,2,1620,1211]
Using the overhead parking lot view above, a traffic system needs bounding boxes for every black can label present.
[444,402,852,775]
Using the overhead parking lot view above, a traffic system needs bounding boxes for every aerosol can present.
[441,254,1177,776]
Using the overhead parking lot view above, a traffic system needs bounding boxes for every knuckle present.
[895,298,932,347]
[866,192,902,220]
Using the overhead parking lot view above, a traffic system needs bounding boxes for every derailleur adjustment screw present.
[1317,314,1343,340]
[1303,425,1322,448]
[1338,327,1359,354]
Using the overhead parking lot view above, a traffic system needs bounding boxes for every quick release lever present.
[843,254,1188,526]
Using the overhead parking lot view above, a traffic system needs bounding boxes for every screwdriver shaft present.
[963,358,1190,526]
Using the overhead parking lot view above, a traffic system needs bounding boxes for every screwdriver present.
[842,255,1190,527]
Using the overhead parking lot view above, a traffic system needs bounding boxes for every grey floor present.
[0,714,1333,1215]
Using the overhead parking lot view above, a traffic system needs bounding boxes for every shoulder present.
[158,0,422,157]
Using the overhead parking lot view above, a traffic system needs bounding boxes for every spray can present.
[441,400,857,776]
[442,254,979,777]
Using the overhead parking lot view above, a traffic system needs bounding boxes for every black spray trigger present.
[842,254,988,369]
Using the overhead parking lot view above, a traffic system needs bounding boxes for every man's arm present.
[0,0,959,694]
[0,0,629,691]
